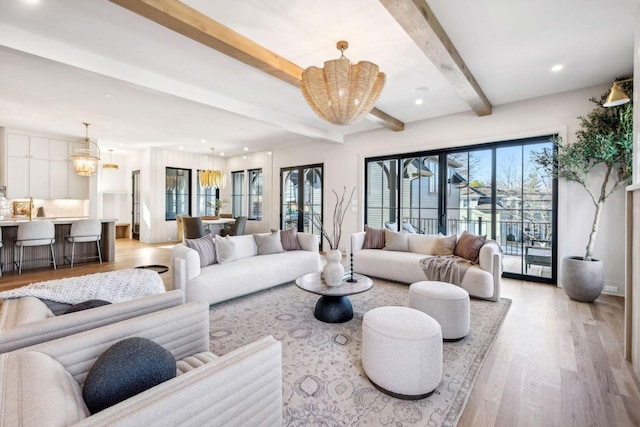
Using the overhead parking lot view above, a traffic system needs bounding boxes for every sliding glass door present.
[365,137,556,283]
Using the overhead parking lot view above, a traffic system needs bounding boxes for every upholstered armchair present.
[0,301,283,426]
[0,290,184,353]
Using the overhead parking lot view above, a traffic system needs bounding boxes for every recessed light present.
[220,152,225,156]
[244,147,249,151]
[103,94,113,98]
[179,146,184,150]
[415,99,424,105]
[243,155,247,160]
[551,64,564,72]
[119,143,124,147]
[201,139,206,143]
[268,151,272,156]
[21,0,40,5]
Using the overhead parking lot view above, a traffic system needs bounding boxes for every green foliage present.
[531,79,633,259]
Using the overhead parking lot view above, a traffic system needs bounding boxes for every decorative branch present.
[310,186,356,250]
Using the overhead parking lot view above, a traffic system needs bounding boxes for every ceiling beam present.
[380,0,492,116]
[109,0,404,132]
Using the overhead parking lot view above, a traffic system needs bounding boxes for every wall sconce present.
[603,78,633,107]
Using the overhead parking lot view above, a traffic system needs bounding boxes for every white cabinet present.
[5,133,88,200]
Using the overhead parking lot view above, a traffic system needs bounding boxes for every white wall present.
[272,84,626,294]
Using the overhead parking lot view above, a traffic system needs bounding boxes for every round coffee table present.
[295,272,373,323]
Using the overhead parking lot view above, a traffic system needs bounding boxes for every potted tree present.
[533,79,633,302]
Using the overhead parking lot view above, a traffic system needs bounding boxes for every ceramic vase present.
[323,249,344,287]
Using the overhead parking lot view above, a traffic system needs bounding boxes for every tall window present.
[248,168,262,220]
[231,171,244,217]
[196,170,215,216]
[165,167,190,221]
[365,136,556,283]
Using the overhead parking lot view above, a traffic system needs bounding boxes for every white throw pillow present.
[253,231,285,255]
[383,229,409,252]
[214,235,239,264]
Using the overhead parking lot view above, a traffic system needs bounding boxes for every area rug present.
[209,279,511,427]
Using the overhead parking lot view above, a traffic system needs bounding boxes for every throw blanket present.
[419,256,473,286]
[0,269,165,304]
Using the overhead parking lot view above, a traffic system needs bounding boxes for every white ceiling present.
[0,0,635,157]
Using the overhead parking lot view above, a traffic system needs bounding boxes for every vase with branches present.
[532,79,633,301]
[311,186,356,286]
[206,198,229,217]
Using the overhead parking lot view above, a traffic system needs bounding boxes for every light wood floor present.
[1,239,638,426]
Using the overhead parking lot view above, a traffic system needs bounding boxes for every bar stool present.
[64,219,102,267]
[14,221,56,274]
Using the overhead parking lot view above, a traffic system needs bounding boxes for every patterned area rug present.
[209,279,511,427]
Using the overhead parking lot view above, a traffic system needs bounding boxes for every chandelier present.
[301,41,385,126]
[72,122,101,176]
[199,148,226,189]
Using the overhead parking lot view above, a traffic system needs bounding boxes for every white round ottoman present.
[409,281,470,341]
[362,306,442,399]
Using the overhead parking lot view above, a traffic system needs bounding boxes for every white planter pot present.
[559,256,603,302]
[323,249,345,287]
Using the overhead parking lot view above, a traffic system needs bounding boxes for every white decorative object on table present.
[323,249,344,286]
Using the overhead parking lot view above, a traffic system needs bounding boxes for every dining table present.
[202,217,235,235]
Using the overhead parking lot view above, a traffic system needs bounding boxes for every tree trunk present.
[584,201,603,261]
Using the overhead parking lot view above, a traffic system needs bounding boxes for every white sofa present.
[172,232,322,305]
[351,232,502,301]
[0,301,283,426]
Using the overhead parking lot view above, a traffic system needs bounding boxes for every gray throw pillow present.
[383,229,409,251]
[83,337,176,414]
[363,225,385,249]
[279,228,301,251]
[254,231,285,255]
[214,235,238,264]
[184,234,217,267]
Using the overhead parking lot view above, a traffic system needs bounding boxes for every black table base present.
[314,295,353,323]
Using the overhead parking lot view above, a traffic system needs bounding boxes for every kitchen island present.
[0,218,116,273]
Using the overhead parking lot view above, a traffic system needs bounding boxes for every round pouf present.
[362,306,442,399]
[409,281,470,341]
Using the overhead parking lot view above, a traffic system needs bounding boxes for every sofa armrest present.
[297,232,319,252]
[73,336,282,427]
[171,243,201,282]
[479,242,502,301]
[351,232,365,252]
[15,301,210,386]
[0,290,184,353]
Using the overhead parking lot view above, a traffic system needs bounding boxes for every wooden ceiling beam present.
[380,0,492,116]
[109,0,404,132]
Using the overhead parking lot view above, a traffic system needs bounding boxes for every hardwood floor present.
[1,239,638,426]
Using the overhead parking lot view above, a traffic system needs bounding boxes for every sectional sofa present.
[351,230,502,301]
[171,230,322,305]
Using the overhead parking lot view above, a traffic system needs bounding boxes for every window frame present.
[247,168,263,221]
[165,167,191,221]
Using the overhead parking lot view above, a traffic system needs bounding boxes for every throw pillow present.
[432,234,457,256]
[363,225,385,249]
[454,231,487,262]
[383,229,409,252]
[63,299,111,315]
[214,235,238,264]
[83,337,176,414]
[254,231,285,255]
[402,222,417,234]
[279,228,301,251]
[184,234,217,267]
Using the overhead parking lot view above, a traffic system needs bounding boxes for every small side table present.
[295,272,373,323]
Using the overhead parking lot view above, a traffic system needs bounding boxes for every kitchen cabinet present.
[5,133,88,200]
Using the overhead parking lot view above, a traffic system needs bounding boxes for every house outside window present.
[248,168,262,220]
[196,170,215,216]
[231,171,244,217]
[165,167,190,220]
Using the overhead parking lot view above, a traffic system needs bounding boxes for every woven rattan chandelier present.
[301,41,385,125]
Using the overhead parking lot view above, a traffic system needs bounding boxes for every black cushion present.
[63,299,111,314]
[83,337,176,414]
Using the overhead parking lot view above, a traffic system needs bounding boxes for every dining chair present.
[220,216,247,237]
[183,217,207,239]
[176,214,190,241]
